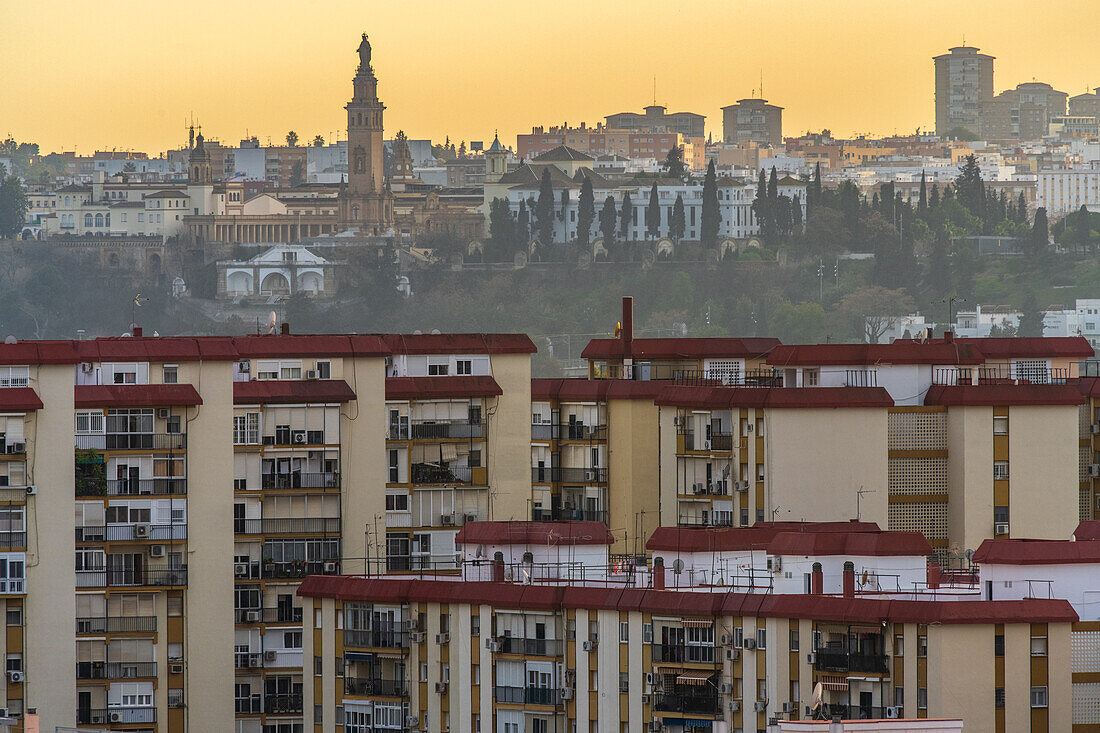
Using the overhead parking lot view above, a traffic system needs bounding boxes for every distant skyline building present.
[720,98,783,147]
[1070,87,1100,119]
[934,45,995,137]
[981,81,1068,140]
[603,104,706,139]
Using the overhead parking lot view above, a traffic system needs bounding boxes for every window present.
[6,608,21,626]
[756,628,766,650]
[993,416,1008,434]
[0,367,29,388]
[789,629,799,652]
[894,635,904,656]
[428,363,449,376]
[316,361,331,379]
[388,449,400,483]
[162,365,178,384]
[6,654,21,672]
[757,679,767,701]
[995,687,1005,708]
[803,368,819,387]
[113,369,137,385]
[619,622,629,643]
[790,680,800,703]
[994,634,1005,656]
[456,360,472,375]
[894,686,904,707]
[1030,686,1048,708]
[993,461,1009,480]
[284,631,302,648]
[1030,636,1047,656]
[917,635,927,657]
[917,687,928,709]
[386,494,408,512]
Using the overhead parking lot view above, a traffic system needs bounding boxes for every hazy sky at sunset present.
[4,0,1099,155]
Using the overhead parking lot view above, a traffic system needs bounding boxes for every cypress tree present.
[1016,192,1028,224]
[1029,207,1049,258]
[619,191,633,239]
[646,182,661,239]
[670,193,686,241]
[701,159,721,247]
[929,183,940,209]
[918,170,928,214]
[599,195,617,247]
[517,199,529,244]
[535,168,554,244]
[577,177,595,246]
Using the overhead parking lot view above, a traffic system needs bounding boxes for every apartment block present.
[300,520,1078,733]
[934,46,995,137]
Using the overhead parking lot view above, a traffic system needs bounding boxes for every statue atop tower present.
[357,33,371,70]
[339,32,394,234]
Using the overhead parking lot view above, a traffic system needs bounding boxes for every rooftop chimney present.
[811,562,824,595]
[132,327,143,337]
[280,322,290,335]
[943,331,954,343]
[653,556,665,591]
[842,561,855,598]
[621,296,633,362]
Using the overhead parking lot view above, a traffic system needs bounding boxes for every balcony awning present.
[0,387,43,411]
[344,652,372,662]
[818,674,848,691]
[681,619,713,628]
[234,379,356,405]
[684,722,713,729]
[675,672,712,686]
[75,384,203,408]
[385,375,502,401]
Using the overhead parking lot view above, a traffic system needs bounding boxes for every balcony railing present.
[235,607,304,624]
[264,694,303,714]
[494,686,525,704]
[680,480,732,496]
[530,508,608,523]
[813,649,888,674]
[531,423,608,441]
[344,678,408,697]
[343,629,408,649]
[76,568,187,588]
[525,687,557,705]
[934,365,1070,386]
[408,420,484,440]
[411,463,478,485]
[652,691,718,715]
[236,518,341,535]
[78,707,156,725]
[530,467,608,484]
[260,560,339,579]
[260,472,341,490]
[75,524,187,542]
[0,531,26,548]
[108,478,187,496]
[75,433,187,451]
[235,652,262,670]
[76,615,157,633]
[821,703,890,720]
[495,637,564,657]
[652,643,716,664]
[76,661,157,679]
[677,516,736,528]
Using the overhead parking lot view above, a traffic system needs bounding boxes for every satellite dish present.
[413,329,423,335]
[3,336,15,345]
[672,559,684,574]
[266,311,278,335]
[810,682,823,713]
[431,329,441,335]
[965,548,975,561]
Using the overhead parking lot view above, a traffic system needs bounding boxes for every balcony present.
[493,686,524,704]
[77,477,187,497]
[813,649,888,674]
[821,703,890,720]
[0,531,26,548]
[530,467,607,484]
[677,516,736,528]
[680,480,732,496]
[75,433,187,451]
[411,463,485,485]
[652,691,719,715]
[76,661,157,679]
[260,560,340,579]
[934,365,1070,386]
[236,696,262,714]
[408,419,485,440]
[76,616,157,633]
[343,629,408,649]
[76,568,187,588]
[678,431,735,452]
[344,678,407,697]
[75,524,187,542]
[495,637,564,657]
[78,707,156,725]
[264,694,303,714]
[652,644,716,665]
[236,518,341,535]
[235,652,262,670]
[260,472,340,490]
[530,508,608,523]
[235,607,304,624]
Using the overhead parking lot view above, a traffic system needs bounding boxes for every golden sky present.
[4,0,1099,155]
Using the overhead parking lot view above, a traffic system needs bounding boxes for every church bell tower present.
[340,33,394,233]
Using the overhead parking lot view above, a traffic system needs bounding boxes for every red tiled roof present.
[531,379,663,402]
[381,334,536,355]
[74,384,203,408]
[298,578,1077,624]
[77,337,238,362]
[973,538,1100,565]
[655,385,894,409]
[0,388,43,411]
[923,384,1083,407]
[581,337,781,360]
[0,341,81,365]
[233,334,389,359]
[1075,377,1100,398]
[233,379,357,405]
[646,521,882,552]
[959,336,1094,359]
[455,521,615,546]
[766,531,933,557]
[385,376,502,401]
[1074,521,1100,541]
[767,342,984,367]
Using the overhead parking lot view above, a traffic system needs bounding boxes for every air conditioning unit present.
[464,514,477,523]
[1091,424,1100,435]
[245,611,261,623]
[886,707,899,719]
[8,442,25,454]
[293,431,307,444]
[644,672,654,685]
[133,524,151,539]
[109,712,123,723]
[720,633,734,646]
[703,439,712,450]
[560,687,574,700]
[169,663,184,674]
[673,416,682,426]
[692,482,704,494]
[719,682,734,695]
[263,650,278,663]
[434,682,447,694]
[1090,464,1100,478]
[641,693,651,704]
[726,648,740,661]
[404,619,419,632]
[441,515,455,526]
[323,561,338,573]
[305,370,319,380]
[582,640,596,652]
[7,670,22,683]
[435,633,450,644]
[234,563,249,577]
[409,631,426,643]
[782,702,794,713]
[584,470,596,481]
[743,638,756,650]
[404,716,419,728]
[767,556,782,572]
[754,701,767,712]
[157,408,170,420]
[995,522,1010,535]
[486,639,501,652]
[24,485,36,496]
[806,652,816,664]
[729,700,740,712]
[237,360,251,373]
[80,361,94,373]
[149,545,166,557]
[736,481,749,492]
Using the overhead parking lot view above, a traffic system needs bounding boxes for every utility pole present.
[817,260,824,301]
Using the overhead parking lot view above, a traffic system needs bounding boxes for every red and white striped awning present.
[682,619,713,628]
[818,674,848,691]
[675,672,712,686]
